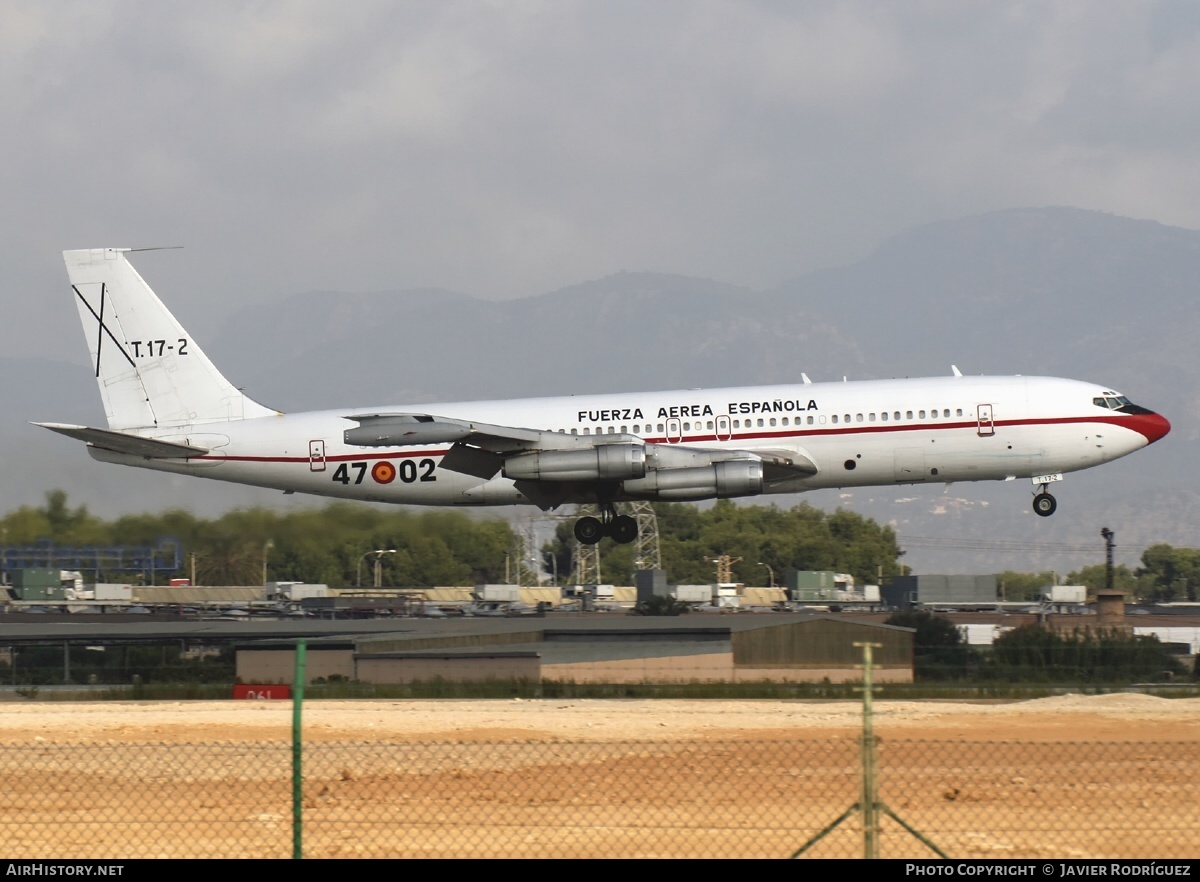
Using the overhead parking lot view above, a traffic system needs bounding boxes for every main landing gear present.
[574,503,638,545]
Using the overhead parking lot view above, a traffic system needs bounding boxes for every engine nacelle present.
[345,417,471,447]
[622,461,764,500]
[503,444,647,482]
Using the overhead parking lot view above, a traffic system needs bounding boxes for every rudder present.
[64,248,277,430]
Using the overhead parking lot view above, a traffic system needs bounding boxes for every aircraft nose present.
[1132,412,1171,444]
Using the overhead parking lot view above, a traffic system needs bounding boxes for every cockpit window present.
[1093,394,1152,415]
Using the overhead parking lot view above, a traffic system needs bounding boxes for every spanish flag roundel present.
[372,461,397,484]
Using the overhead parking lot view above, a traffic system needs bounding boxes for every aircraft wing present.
[344,413,816,482]
[343,413,575,452]
[345,413,634,479]
[34,423,210,459]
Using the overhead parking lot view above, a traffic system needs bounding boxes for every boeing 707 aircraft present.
[38,249,1171,544]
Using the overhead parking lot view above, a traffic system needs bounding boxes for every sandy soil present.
[0,695,1197,858]
[1,692,1198,743]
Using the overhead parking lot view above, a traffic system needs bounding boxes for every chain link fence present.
[1,738,1196,858]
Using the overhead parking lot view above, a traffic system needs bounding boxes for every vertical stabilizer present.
[63,248,278,430]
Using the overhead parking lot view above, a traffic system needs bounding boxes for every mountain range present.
[4,206,1193,575]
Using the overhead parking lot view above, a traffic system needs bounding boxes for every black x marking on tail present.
[72,284,137,377]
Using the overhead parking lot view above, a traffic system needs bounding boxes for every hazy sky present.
[6,1,1200,357]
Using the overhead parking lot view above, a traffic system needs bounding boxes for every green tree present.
[1065,564,1141,597]
[544,500,903,587]
[996,571,1058,602]
[990,625,1187,682]
[1136,544,1200,602]
[884,610,976,680]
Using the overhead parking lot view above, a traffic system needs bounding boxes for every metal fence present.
[1,738,1196,858]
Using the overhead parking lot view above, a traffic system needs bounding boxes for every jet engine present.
[503,443,647,482]
[622,460,764,500]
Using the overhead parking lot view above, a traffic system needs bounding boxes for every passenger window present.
[895,412,901,420]
[583,428,590,435]
[919,410,926,419]
[781,417,789,426]
[856,414,863,423]
[757,419,764,427]
[832,415,839,424]
[880,412,888,421]
[943,409,950,418]
[906,411,913,420]
[657,424,664,432]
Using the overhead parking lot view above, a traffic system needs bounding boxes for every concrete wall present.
[236,648,355,684]
[733,619,911,667]
[356,654,540,684]
[543,653,734,683]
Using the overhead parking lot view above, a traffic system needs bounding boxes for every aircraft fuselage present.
[87,374,1168,507]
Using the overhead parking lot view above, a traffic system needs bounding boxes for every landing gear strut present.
[574,503,638,545]
[1032,488,1057,517]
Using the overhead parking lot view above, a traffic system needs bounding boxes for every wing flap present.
[34,423,209,459]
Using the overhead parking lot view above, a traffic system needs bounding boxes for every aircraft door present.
[309,440,327,472]
[666,418,683,443]
[977,404,995,437]
[716,415,732,442]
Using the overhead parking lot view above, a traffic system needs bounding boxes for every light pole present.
[357,547,397,588]
[262,539,274,586]
[757,561,775,589]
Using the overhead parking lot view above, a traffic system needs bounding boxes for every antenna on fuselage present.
[951,365,963,377]
[801,373,812,385]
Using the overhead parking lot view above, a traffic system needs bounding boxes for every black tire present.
[609,515,639,544]
[1033,493,1057,517]
[574,516,605,544]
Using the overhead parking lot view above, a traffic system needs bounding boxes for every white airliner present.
[39,249,1170,545]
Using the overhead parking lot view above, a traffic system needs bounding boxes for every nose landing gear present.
[1033,492,1057,517]
[1032,480,1058,517]
[574,503,639,545]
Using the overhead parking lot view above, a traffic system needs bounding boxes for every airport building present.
[234,615,915,685]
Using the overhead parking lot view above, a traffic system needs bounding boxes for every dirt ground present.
[2,692,1199,743]
[0,695,1197,858]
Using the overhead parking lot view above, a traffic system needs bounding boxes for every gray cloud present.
[4,1,1200,360]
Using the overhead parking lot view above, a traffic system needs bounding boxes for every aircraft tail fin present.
[63,249,278,430]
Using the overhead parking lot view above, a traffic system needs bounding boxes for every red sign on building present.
[232,684,292,700]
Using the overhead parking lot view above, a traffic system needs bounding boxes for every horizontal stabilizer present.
[33,423,209,459]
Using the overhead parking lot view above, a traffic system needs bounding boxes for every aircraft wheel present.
[609,515,639,544]
[574,516,605,544]
[1033,493,1057,517]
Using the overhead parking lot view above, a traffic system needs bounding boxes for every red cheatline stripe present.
[193,413,1151,463]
